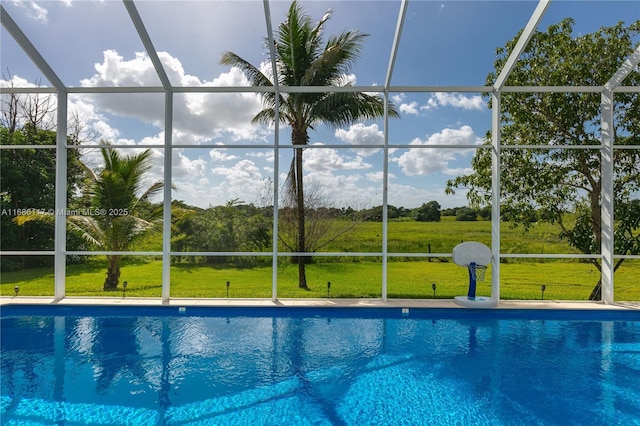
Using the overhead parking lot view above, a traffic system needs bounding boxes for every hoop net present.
[469,264,488,282]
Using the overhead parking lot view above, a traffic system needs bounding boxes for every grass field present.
[1,218,638,301]
[308,218,581,256]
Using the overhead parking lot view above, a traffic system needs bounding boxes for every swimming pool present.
[1,305,639,425]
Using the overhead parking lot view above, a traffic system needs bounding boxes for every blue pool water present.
[1,305,639,426]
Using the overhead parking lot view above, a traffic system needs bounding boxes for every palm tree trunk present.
[588,279,602,301]
[103,254,121,290]
[295,146,308,289]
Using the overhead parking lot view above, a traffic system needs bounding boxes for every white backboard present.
[452,241,492,267]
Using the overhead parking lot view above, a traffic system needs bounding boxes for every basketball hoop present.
[452,242,496,307]
[469,263,488,282]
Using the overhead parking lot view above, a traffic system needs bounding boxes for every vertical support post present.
[599,45,640,303]
[381,1,407,303]
[600,91,614,304]
[490,91,501,303]
[271,132,279,302]
[381,91,389,302]
[54,91,68,301]
[162,91,173,303]
[264,0,280,302]
[488,0,548,306]
[271,135,279,303]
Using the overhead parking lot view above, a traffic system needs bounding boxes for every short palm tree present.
[16,144,163,290]
[220,1,398,288]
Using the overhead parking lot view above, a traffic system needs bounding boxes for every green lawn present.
[2,218,638,301]
[2,258,638,301]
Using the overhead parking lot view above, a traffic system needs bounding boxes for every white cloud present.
[274,146,381,208]
[212,159,262,186]
[422,92,485,111]
[394,148,449,176]
[67,96,115,141]
[208,159,271,204]
[391,94,406,104]
[10,0,48,23]
[1,76,35,89]
[209,148,239,162]
[334,123,384,156]
[172,150,207,179]
[139,134,163,146]
[302,170,380,209]
[366,171,395,183]
[399,101,419,115]
[247,151,274,164]
[391,92,485,116]
[79,50,265,143]
[171,157,271,207]
[304,145,372,173]
[90,120,120,141]
[81,50,161,87]
[171,129,214,146]
[391,126,480,176]
[158,52,202,87]
[171,179,214,207]
[423,125,481,146]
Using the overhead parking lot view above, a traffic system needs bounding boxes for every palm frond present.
[311,92,398,128]
[252,108,292,128]
[137,180,164,204]
[12,211,55,226]
[308,6,332,56]
[303,31,368,86]
[106,215,157,250]
[66,215,106,248]
[276,1,317,87]
[219,52,273,88]
[282,157,298,208]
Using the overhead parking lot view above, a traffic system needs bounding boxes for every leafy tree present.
[440,207,459,217]
[455,207,477,222]
[357,205,410,222]
[1,92,84,271]
[388,205,411,220]
[360,205,384,222]
[172,200,271,266]
[1,128,58,260]
[16,144,163,290]
[220,1,397,288]
[414,201,441,222]
[446,18,640,300]
[478,206,491,220]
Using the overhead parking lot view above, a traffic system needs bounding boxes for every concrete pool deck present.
[1,296,639,310]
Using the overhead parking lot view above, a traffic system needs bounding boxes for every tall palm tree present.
[220,1,398,288]
[16,144,163,290]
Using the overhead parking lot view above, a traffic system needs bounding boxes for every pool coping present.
[1,296,638,310]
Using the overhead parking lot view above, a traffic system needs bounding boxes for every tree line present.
[0,105,482,278]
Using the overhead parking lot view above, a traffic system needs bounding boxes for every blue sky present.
[2,1,639,209]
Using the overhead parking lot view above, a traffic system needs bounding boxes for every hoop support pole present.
[467,262,477,299]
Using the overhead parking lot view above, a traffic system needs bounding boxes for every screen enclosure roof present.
[2,0,639,94]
